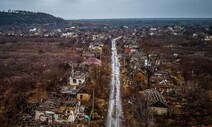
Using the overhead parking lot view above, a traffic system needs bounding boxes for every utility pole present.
[90,89,95,121]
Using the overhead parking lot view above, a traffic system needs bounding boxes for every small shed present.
[150,101,168,115]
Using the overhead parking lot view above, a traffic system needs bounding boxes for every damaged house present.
[35,94,78,124]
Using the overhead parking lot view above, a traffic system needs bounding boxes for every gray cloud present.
[0,0,212,19]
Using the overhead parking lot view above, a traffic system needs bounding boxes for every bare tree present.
[89,62,110,99]
[144,52,160,88]
[131,95,155,127]
[180,81,208,107]
[139,41,162,88]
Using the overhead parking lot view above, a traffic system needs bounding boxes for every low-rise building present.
[35,95,78,124]
[142,89,168,115]
[69,71,87,87]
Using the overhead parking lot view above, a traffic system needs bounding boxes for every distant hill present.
[0,10,66,26]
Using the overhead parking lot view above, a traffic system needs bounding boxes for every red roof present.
[83,57,101,65]
[125,47,131,54]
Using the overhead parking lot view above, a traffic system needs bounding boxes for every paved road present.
[106,37,123,127]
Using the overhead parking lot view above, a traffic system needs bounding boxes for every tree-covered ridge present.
[0,10,66,26]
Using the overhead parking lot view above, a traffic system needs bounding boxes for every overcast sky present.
[1,0,212,19]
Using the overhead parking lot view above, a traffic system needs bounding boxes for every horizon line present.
[67,17,212,20]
